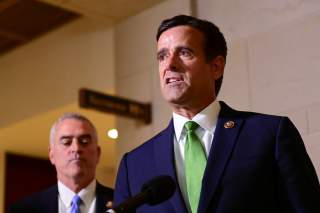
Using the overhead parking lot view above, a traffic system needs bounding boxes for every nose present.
[70,139,81,152]
[164,53,179,71]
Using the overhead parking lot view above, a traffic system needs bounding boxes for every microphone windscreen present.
[141,175,176,205]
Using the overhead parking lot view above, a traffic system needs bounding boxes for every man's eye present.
[157,52,167,61]
[79,137,91,144]
[157,54,164,61]
[180,49,192,57]
[60,138,72,145]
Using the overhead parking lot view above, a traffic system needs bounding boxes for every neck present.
[172,99,215,119]
[58,176,94,193]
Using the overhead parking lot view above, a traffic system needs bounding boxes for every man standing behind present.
[114,15,320,212]
[10,113,113,213]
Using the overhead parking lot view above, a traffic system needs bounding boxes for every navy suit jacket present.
[10,182,113,213]
[114,102,320,213]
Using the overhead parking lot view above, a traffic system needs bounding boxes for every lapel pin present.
[224,121,235,129]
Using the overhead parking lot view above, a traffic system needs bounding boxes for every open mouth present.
[166,77,184,84]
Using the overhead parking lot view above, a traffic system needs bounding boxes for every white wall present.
[199,0,320,176]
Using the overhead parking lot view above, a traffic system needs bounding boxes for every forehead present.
[157,25,204,49]
[55,118,93,136]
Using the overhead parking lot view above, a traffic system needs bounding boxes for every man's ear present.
[96,146,101,164]
[48,145,55,165]
[211,55,225,80]
[96,145,101,164]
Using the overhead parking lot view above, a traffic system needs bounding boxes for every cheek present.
[53,151,68,165]
[50,149,62,164]
[158,66,165,78]
[159,73,166,88]
[185,65,200,80]
[86,148,100,160]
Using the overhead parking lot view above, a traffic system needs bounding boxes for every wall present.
[198,0,320,176]
[0,17,114,127]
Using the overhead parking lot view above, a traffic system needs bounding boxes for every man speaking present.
[114,15,320,213]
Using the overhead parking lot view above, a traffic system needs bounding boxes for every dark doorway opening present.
[4,153,56,213]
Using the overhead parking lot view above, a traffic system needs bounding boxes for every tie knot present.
[184,121,199,132]
[72,195,81,206]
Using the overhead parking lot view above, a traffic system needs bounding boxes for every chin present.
[166,92,188,103]
[69,166,85,174]
[71,171,86,180]
[167,99,188,109]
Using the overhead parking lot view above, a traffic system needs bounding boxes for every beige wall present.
[199,0,320,176]
[0,17,115,127]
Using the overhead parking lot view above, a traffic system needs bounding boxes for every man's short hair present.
[156,15,227,95]
[49,112,98,144]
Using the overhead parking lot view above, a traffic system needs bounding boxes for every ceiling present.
[0,0,164,56]
[0,0,79,56]
[41,0,165,25]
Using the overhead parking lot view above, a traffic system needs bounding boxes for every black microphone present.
[113,175,176,212]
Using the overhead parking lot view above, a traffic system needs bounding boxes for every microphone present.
[113,175,176,212]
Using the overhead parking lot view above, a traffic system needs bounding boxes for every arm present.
[276,117,320,212]
[114,153,136,213]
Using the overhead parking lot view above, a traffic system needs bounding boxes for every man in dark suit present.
[10,113,113,213]
[114,15,320,212]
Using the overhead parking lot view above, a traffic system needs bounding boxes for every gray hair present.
[49,112,98,144]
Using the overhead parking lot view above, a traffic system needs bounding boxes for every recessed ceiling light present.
[107,128,118,139]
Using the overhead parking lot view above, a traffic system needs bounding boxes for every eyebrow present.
[59,134,92,140]
[157,45,194,56]
[157,48,168,57]
[78,134,92,139]
[59,135,72,140]
[176,45,194,53]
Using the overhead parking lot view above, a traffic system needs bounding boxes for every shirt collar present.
[58,179,96,208]
[173,100,220,141]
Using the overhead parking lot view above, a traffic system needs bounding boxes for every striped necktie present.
[70,194,81,213]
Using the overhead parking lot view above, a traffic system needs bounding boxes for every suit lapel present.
[96,183,106,213]
[198,102,244,213]
[154,120,188,213]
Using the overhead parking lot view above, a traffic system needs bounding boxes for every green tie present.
[184,121,207,213]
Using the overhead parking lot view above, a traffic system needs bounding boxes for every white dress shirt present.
[58,179,97,213]
[173,100,220,212]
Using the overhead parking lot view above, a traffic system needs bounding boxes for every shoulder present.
[220,101,285,124]
[96,182,114,197]
[126,121,174,156]
[95,182,114,212]
[219,101,300,140]
[117,121,174,177]
[9,185,57,213]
